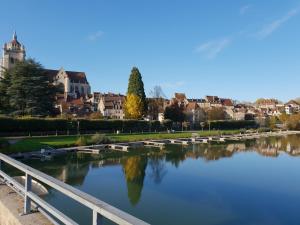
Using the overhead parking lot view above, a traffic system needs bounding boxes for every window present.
[10,57,15,64]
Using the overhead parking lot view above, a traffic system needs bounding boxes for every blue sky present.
[1,0,300,102]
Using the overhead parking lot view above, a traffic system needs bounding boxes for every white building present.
[98,93,125,119]
[285,100,300,115]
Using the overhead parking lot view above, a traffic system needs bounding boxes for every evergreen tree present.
[0,69,11,114]
[7,59,56,116]
[126,67,147,115]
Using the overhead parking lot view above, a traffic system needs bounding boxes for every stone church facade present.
[0,32,91,115]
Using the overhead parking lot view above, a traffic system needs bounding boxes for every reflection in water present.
[165,146,187,167]
[121,156,147,206]
[21,134,300,210]
[148,154,167,184]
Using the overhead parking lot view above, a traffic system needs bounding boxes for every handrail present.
[0,153,149,225]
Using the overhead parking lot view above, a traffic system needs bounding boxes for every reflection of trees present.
[165,146,187,167]
[184,144,235,161]
[121,156,148,206]
[148,154,167,184]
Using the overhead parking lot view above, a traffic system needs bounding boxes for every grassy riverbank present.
[0,130,241,154]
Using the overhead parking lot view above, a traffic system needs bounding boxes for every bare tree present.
[147,86,166,120]
[149,85,166,98]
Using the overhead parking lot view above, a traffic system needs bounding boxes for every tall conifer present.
[125,67,147,118]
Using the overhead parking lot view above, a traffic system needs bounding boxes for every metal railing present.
[0,153,149,225]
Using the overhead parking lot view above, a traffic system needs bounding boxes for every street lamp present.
[77,120,80,135]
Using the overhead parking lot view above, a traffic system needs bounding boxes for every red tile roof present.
[286,100,300,106]
[186,102,199,110]
[221,98,234,106]
[175,93,187,101]
[206,96,220,103]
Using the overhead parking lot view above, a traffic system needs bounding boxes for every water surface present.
[21,135,300,225]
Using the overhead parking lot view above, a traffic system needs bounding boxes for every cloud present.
[240,4,251,15]
[87,30,104,41]
[256,8,299,39]
[161,81,185,89]
[195,38,231,59]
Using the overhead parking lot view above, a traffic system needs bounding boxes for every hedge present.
[207,120,258,130]
[0,117,258,135]
[0,118,166,134]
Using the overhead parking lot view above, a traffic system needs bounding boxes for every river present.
[16,134,300,224]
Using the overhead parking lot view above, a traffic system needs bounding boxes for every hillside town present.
[1,33,299,127]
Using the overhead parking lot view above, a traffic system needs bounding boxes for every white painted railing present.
[0,153,149,225]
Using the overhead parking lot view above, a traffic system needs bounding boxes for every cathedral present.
[0,33,92,114]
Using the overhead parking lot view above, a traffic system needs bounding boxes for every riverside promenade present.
[0,185,52,225]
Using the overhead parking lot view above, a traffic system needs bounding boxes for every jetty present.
[168,139,191,145]
[33,130,300,158]
[142,141,166,148]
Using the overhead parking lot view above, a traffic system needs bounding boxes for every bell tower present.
[0,31,26,78]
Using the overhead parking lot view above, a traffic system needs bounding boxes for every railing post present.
[24,173,32,214]
[93,210,103,225]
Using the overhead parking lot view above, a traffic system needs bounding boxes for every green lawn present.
[0,130,241,154]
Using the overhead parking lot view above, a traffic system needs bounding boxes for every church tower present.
[0,32,26,78]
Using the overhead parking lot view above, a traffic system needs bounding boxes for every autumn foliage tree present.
[124,94,143,119]
[124,67,146,119]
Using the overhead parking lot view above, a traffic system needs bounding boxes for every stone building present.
[44,68,91,100]
[0,32,26,78]
[0,33,92,116]
[98,93,125,119]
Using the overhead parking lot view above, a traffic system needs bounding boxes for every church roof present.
[66,71,88,83]
[43,69,59,81]
[43,69,89,84]
[10,39,21,47]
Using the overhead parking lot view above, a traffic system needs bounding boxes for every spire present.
[13,31,17,40]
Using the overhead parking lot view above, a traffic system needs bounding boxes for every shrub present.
[258,127,271,133]
[75,136,87,146]
[90,133,112,144]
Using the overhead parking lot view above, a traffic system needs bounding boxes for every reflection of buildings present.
[57,163,90,185]
[121,156,147,206]
[166,135,300,162]
[251,135,300,157]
